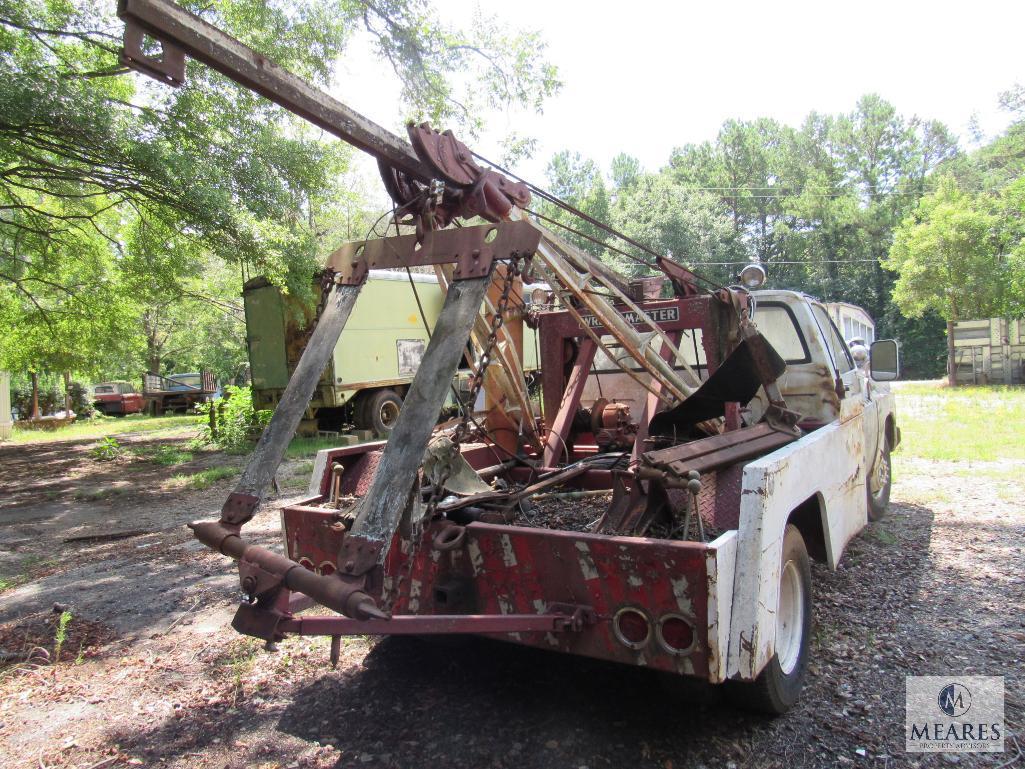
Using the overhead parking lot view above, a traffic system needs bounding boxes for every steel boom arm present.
[117,0,434,183]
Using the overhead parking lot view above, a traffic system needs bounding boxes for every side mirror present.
[869,339,899,381]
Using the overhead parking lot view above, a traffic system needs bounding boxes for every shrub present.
[90,436,123,461]
[195,386,271,452]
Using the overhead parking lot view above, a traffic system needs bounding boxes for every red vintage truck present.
[91,381,145,417]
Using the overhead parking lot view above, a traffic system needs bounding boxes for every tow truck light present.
[739,262,766,289]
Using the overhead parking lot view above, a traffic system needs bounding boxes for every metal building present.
[824,301,875,344]
[952,318,1025,385]
[0,372,11,441]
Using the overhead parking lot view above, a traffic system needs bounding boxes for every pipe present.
[188,520,387,620]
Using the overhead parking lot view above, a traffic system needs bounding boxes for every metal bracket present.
[238,551,285,600]
[220,492,260,525]
[326,221,541,285]
[337,535,383,577]
[120,19,185,86]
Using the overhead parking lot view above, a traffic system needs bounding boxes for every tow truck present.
[116,0,901,713]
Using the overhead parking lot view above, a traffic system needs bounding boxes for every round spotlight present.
[657,614,696,655]
[613,607,652,649]
[739,262,766,289]
[530,287,549,306]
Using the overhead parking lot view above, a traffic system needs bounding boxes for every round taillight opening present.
[613,607,651,649]
[657,615,695,654]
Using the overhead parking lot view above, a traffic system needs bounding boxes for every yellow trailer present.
[244,270,539,435]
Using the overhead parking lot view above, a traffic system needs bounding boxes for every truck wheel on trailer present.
[727,524,812,715]
[866,438,892,521]
[356,389,402,436]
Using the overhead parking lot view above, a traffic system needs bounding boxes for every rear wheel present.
[356,389,402,436]
[726,524,812,715]
[867,438,892,521]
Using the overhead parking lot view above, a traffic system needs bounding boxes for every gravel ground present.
[0,431,1021,769]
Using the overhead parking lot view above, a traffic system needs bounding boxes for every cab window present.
[812,305,854,374]
[753,303,810,364]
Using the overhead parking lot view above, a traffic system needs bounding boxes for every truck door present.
[810,304,880,469]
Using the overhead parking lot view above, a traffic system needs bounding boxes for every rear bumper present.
[94,399,125,414]
[280,499,738,682]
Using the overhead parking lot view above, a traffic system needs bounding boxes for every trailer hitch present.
[189,521,387,633]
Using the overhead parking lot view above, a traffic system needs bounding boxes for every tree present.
[538,151,611,257]
[0,0,560,388]
[610,172,742,282]
[884,177,1008,385]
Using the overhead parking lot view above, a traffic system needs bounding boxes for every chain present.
[383,256,523,612]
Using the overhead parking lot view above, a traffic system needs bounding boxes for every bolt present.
[472,249,480,259]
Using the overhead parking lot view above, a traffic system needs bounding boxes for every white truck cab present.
[716,289,900,710]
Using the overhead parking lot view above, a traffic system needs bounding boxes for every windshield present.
[94,385,114,394]
[753,303,810,364]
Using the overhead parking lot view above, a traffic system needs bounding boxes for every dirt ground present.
[0,427,1021,769]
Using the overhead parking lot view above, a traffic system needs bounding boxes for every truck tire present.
[357,389,402,436]
[726,524,812,715]
[866,438,892,521]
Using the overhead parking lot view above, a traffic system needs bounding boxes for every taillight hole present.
[612,607,651,650]
[656,614,696,655]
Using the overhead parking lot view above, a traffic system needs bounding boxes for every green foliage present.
[12,413,202,444]
[53,609,72,663]
[540,91,1025,379]
[895,383,1025,462]
[171,465,237,490]
[197,385,271,451]
[0,0,559,384]
[131,443,194,466]
[885,177,1008,321]
[89,436,123,461]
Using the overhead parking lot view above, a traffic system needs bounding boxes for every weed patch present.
[170,465,237,490]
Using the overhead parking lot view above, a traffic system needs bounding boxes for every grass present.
[170,465,237,490]
[284,436,349,459]
[12,414,203,444]
[72,485,127,501]
[0,556,55,593]
[129,443,194,466]
[53,610,72,663]
[893,381,1025,462]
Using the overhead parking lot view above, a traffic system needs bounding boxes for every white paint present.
[408,579,422,612]
[726,415,868,680]
[574,541,599,581]
[627,574,643,588]
[669,576,693,616]
[308,449,332,497]
[705,530,738,684]
[466,539,484,576]
[500,534,518,567]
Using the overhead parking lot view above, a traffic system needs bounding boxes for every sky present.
[330,0,1025,195]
